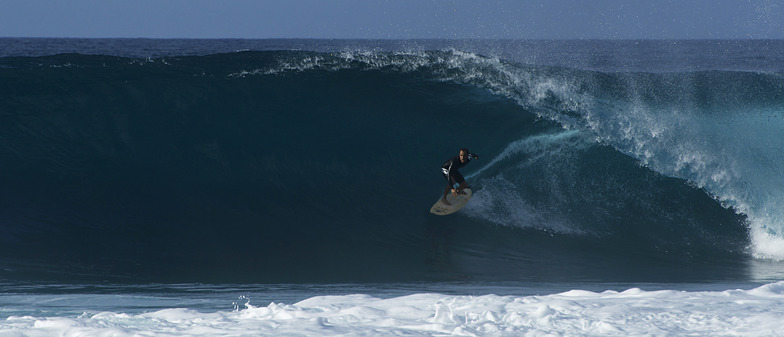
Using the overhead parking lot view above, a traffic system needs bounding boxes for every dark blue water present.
[1,39,783,285]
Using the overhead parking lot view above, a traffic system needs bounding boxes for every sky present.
[1,0,782,39]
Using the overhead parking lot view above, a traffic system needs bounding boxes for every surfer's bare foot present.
[451,189,459,197]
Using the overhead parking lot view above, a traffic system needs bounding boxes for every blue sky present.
[1,0,782,39]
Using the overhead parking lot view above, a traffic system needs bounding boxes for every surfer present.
[441,148,479,205]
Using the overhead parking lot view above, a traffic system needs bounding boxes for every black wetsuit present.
[441,154,476,187]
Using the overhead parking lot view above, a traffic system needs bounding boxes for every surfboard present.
[430,188,472,215]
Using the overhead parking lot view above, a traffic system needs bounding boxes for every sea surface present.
[1,38,784,336]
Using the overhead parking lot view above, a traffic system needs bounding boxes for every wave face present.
[1,45,782,283]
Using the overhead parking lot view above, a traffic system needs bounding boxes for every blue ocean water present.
[1,39,784,335]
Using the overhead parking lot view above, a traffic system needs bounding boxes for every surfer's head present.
[459,148,470,162]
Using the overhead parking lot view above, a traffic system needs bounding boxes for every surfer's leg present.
[442,185,452,205]
[457,181,469,195]
[448,175,460,198]
[453,171,467,195]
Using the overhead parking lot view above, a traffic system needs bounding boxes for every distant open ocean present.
[2,38,784,336]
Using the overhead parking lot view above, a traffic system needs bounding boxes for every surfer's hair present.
[460,148,470,154]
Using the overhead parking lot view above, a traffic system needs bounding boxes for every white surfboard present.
[430,188,472,215]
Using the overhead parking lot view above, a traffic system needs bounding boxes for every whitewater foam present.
[3,283,784,336]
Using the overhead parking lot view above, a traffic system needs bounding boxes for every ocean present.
[1,38,783,336]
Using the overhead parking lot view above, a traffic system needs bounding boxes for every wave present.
[0,49,781,282]
[255,49,784,258]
